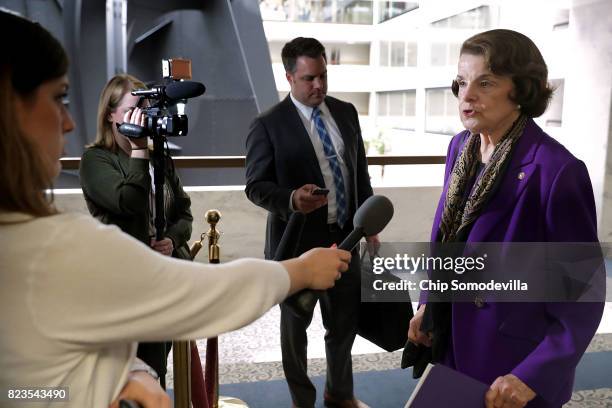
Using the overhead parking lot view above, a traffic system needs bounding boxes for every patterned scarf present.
[439,115,528,243]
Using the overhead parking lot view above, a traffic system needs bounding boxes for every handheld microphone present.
[274,212,306,262]
[275,212,313,318]
[338,195,394,251]
[288,195,395,317]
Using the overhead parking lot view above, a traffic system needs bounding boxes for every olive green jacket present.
[79,146,193,260]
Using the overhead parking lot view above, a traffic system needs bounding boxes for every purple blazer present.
[431,119,604,407]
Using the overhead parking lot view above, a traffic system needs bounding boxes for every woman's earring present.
[517,104,522,110]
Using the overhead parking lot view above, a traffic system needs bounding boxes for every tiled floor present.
[166,303,612,406]
[565,389,612,407]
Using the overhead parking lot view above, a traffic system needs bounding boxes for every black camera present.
[118,58,205,139]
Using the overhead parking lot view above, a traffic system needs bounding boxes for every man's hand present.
[292,184,328,214]
[407,304,432,347]
[150,237,174,257]
[485,374,536,408]
[109,371,170,408]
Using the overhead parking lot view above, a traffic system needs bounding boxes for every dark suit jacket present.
[245,95,373,258]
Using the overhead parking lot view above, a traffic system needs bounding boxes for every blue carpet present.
[215,351,612,408]
[220,369,416,408]
[573,351,612,391]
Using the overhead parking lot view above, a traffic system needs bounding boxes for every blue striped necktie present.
[311,106,348,227]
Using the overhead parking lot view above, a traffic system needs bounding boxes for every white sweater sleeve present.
[28,214,290,346]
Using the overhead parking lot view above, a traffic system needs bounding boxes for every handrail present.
[60,155,446,170]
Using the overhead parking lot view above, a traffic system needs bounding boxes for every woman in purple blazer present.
[407,29,604,408]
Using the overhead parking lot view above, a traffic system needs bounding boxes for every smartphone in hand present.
[312,188,329,196]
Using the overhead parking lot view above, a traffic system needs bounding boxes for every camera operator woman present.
[79,74,193,386]
[0,11,350,408]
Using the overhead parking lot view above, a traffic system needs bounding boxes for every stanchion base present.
[218,395,248,407]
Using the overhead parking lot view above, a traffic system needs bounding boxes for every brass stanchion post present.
[204,210,221,408]
[182,210,248,408]
[172,340,192,408]
[203,210,249,408]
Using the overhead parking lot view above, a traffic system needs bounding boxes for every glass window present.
[341,1,374,24]
[379,1,419,23]
[430,43,447,66]
[391,42,405,66]
[448,43,461,66]
[389,92,403,116]
[381,41,416,67]
[431,42,461,66]
[426,88,445,116]
[379,41,389,67]
[406,42,418,66]
[378,93,388,116]
[426,88,462,134]
[262,0,374,24]
[431,5,492,29]
[404,90,416,116]
[376,90,416,130]
[329,48,341,65]
[323,42,370,65]
[331,92,370,115]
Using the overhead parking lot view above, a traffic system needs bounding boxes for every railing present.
[60,155,446,170]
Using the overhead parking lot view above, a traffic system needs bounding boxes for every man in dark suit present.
[245,37,376,408]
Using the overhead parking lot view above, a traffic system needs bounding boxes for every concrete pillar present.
[561,0,612,240]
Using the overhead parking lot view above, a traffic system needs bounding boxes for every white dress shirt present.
[289,93,350,224]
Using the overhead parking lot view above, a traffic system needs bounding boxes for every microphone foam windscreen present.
[353,195,394,236]
[165,81,206,100]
